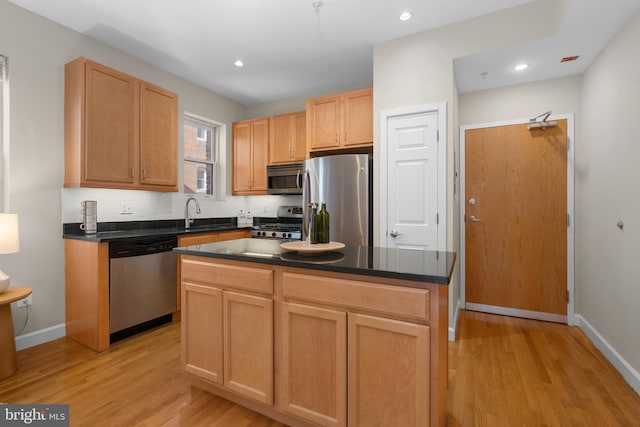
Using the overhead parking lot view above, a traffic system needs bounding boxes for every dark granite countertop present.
[174,238,456,285]
[62,218,251,242]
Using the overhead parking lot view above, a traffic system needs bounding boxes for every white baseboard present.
[575,314,640,395]
[448,298,462,342]
[15,323,66,351]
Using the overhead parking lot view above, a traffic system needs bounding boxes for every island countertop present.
[173,238,456,285]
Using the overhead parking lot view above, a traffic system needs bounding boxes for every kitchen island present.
[174,239,455,427]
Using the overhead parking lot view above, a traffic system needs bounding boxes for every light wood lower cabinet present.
[181,257,274,405]
[281,302,347,427]
[180,257,447,427]
[280,303,430,427]
[347,313,430,427]
[224,291,274,404]
[182,283,223,384]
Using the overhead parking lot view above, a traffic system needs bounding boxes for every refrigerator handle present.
[302,169,311,239]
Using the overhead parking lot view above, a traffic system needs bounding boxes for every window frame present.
[183,113,221,198]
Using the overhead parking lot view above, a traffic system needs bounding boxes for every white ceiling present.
[7,0,640,105]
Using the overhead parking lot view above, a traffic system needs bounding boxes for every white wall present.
[373,0,568,338]
[0,0,250,337]
[459,75,582,125]
[576,7,640,386]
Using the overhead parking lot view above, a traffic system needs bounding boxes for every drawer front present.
[182,256,273,295]
[178,233,218,247]
[282,272,429,322]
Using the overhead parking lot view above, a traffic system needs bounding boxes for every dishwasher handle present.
[109,236,177,258]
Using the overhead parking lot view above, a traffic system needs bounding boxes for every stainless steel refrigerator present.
[302,154,372,247]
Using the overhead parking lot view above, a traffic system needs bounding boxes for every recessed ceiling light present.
[399,11,412,21]
[234,60,244,67]
[514,63,529,71]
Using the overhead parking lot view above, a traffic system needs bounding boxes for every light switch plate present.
[121,203,133,215]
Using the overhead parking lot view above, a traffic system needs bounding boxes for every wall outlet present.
[121,203,133,215]
[17,294,32,308]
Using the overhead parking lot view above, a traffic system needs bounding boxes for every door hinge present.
[567,213,570,227]
[437,130,440,142]
[436,213,440,225]
[567,138,570,151]
[567,290,570,303]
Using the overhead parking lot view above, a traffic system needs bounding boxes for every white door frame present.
[459,114,575,325]
[379,102,447,251]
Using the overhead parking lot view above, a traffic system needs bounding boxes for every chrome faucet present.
[184,197,201,229]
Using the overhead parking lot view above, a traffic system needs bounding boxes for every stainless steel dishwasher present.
[109,236,177,342]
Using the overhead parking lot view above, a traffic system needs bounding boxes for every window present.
[183,115,218,197]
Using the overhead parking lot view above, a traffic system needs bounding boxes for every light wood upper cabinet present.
[306,88,373,153]
[64,57,178,192]
[269,111,306,164]
[232,118,269,195]
[139,82,178,187]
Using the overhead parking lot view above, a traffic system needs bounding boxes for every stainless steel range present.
[251,206,302,241]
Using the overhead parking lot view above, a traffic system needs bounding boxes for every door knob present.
[390,230,402,237]
[468,215,481,222]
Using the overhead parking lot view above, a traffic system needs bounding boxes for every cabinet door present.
[281,302,347,427]
[84,61,137,184]
[291,112,307,161]
[270,114,293,164]
[139,82,178,189]
[341,89,373,147]
[308,96,340,150]
[250,118,269,191]
[233,121,252,193]
[348,313,430,427]
[223,291,273,404]
[182,283,223,385]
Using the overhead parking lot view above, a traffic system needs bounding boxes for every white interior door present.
[384,110,439,250]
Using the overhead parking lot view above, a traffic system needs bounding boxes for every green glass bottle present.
[309,203,318,244]
[317,202,330,244]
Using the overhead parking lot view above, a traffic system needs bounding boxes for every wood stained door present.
[465,120,568,319]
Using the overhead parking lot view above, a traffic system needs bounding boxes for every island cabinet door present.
[223,291,274,405]
[182,283,223,385]
[281,302,347,427]
[348,313,430,427]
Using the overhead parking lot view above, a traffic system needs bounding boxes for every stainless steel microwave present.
[267,162,303,195]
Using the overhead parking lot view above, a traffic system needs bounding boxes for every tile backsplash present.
[61,188,301,223]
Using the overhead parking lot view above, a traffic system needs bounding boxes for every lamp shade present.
[0,213,19,254]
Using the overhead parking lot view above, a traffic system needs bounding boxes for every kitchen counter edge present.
[63,225,252,243]
[174,243,456,286]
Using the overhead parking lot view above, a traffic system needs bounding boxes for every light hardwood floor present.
[2,310,639,426]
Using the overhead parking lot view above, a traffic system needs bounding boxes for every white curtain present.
[0,55,7,212]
